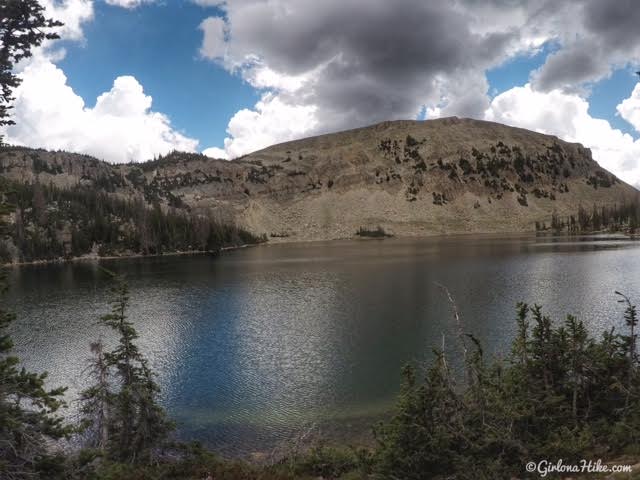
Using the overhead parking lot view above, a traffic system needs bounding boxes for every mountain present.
[1,117,638,251]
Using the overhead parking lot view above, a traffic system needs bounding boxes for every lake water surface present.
[6,235,640,456]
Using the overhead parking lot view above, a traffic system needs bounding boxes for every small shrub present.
[356,226,392,238]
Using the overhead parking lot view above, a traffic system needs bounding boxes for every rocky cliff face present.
[1,117,637,241]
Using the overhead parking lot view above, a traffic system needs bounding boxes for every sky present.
[2,0,640,187]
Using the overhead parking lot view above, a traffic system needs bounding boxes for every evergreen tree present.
[374,357,462,479]
[616,291,638,397]
[81,274,172,464]
[0,192,70,479]
[79,341,111,453]
[0,7,68,473]
[375,299,640,479]
[539,197,640,235]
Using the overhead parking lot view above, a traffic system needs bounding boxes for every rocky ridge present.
[1,117,636,242]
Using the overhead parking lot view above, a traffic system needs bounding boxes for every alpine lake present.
[6,234,640,457]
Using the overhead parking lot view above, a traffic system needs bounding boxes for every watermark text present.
[525,459,633,477]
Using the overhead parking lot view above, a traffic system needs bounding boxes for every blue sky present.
[57,1,258,149]
[3,0,640,185]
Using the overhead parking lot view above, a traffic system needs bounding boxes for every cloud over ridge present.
[3,0,640,186]
[4,58,197,163]
[198,0,640,186]
[1,0,198,163]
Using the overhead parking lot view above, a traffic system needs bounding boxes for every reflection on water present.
[5,234,640,455]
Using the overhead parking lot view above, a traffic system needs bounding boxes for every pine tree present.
[79,341,111,452]
[374,356,463,479]
[615,291,638,400]
[374,299,640,477]
[564,315,590,421]
[81,274,172,464]
[0,191,70,479]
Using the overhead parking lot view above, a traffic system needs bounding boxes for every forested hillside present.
[0,178,264,263]
[536,200,640,234]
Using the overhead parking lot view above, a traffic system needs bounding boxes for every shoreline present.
[4,229,637,268]
[2,242,260,268]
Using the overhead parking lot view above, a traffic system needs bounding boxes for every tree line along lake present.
[5,234,639,457]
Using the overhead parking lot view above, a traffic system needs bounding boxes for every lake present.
[5,234,640,456]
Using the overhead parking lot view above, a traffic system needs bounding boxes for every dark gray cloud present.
[532,44,609,92]
[199,0,640,156]
[532,0,640,91]
[583,0,640,49]
[207,0,528,129]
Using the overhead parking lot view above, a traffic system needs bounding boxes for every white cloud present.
[18,0,94,65]
[104,0,154,9]
[94,75,152,116]
[484,83,640,187]
[41,0,94,42]
[617,83,640,133]
[204,92,317,159]
[1,0,198,164]
[199,57,324,158]
[2,57,198,163]
[202,147,229,159]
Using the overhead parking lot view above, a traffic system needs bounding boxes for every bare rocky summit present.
[1,117,637,242]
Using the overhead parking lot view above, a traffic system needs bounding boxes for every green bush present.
[374,301,640,479]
